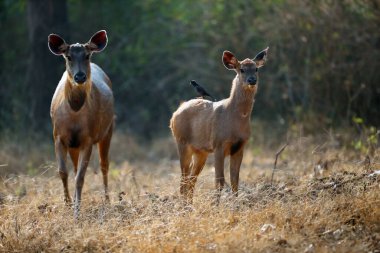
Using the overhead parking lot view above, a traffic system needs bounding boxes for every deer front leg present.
[74,145,92,219]
[230,148,244,197]
[214,148,225,205]
[55,138,71,204]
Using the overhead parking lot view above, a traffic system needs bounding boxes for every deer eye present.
[66,56,72,61]
[240,69,245,73]
[85,54,90,60]
[256,68,258,72]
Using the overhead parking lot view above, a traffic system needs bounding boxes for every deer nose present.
[74,72,87,84]
[247,76,257,85]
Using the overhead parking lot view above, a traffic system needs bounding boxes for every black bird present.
[190,80,216,101]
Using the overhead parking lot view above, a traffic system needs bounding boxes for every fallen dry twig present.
[271,143,288,186]
[317,171,378,190]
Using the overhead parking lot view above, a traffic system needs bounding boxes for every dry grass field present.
[0,129,379,252]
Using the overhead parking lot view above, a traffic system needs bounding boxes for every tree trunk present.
[25,0,69,131]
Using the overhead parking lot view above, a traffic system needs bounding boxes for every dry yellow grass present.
[0,132,379,252]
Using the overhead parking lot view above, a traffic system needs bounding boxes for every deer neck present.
[228,76,257,119]
[64,75,92,112]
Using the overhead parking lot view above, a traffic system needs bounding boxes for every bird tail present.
[190,80,216,101]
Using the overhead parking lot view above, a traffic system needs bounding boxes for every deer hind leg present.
[98,126,113,202]
[55,138,71,204]
[187,151,208,202]
[177,142,192,198]
[74,145,92,219]
[69,148,79,176]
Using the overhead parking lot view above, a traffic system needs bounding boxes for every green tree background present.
[0,0,379,140]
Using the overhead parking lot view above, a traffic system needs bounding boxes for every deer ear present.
[253,47,269,68]
[48,34,68,55]
[87,30,108,52]
[223,51,239,70]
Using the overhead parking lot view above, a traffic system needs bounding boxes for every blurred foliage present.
[0,0,379,140]
[351,116,379,155]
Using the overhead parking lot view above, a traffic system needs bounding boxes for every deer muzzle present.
[247,76,257,85]
[74,72,87,84]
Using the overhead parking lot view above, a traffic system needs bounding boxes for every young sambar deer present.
[48,30,114,217]
[170,48,268,203]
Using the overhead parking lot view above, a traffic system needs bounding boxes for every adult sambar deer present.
[170,48,268,203]
[48,30,114,217]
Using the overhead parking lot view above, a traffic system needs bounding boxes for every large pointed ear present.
[253,47,269,68]
[48,34,68,55]
[222,51,239,70]
[87,30,108,52]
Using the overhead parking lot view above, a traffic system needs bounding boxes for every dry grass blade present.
[0,135,379,252]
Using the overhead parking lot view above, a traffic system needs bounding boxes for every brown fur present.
[170,49,268,203]
[49,31,114,218]
[51,64,114,218]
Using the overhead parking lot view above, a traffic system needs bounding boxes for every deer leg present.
[214,148,225,205]
[69,148,79,176]
[55,138,71,204]
[98,126,113,202]
[187,151,208,202]
[230,148,244,197]
[74,145,92,219]
[177,142,192,197]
